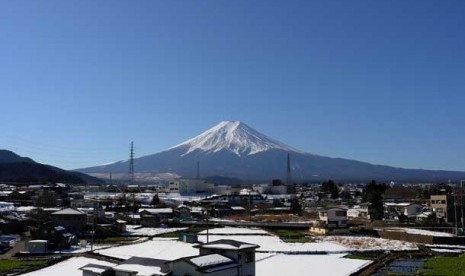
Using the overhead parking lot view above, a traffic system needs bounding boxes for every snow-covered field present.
[382,227,454,237]
[431,248,464,253]
[124,225,188,236]
[21,252,371,276]
[256,254,371,276]
[199,232,348,253]
[199,227,270,235]
[23,227,390,276]
[319,235,418,251]
[21,257,116,276]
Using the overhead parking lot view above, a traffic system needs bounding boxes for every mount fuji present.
[78,121,465,183]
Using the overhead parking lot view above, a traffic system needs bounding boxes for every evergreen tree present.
[290,197,302,215]
[151,193,161,206]
[362,180,387,220]
[322,180,339,199]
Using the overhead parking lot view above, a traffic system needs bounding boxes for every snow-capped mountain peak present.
[169,121,298,156]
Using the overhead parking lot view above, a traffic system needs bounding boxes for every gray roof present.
[79,264,114,275]
[176,253,238,273]
[51,208,85,215]
[194,239,260,250]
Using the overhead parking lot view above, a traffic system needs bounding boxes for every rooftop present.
[51,208,85,215]
[194,239,260,251]
[189,253,233,268]
[139,208,173,214]
[113,257,170,276]
[80,264,113,274]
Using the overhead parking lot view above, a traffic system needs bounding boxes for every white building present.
[384,202,423,219]
[318,208,348,228]
[347,203,371,220]
[169,179,214,195]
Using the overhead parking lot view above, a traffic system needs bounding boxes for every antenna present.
[129,141,135,185]
[128,141,136,221]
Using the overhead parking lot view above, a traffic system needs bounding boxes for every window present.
[335,211,346,217]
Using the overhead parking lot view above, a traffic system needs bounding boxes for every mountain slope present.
[169,121,298,156]
[0,150,102,184]
[78,121,465,183]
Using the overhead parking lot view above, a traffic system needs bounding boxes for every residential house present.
[310,207,349,235]
[172,239,260,276]
[32,225,76,250]
[384,202,423,220]
[430,195,453,222]
[139,208,173,227]
[50,208,87,233]
[347,203,372,220]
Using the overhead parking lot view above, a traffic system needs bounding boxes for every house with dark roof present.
[50,208,87,233]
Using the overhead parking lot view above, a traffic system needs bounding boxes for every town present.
[2,0,464,275]
[0,177,464,275]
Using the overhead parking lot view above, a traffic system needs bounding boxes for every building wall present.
[319,209,347,227]
[169,179,215,194]
[198,248,255,276]
[431,195,449,220]
[171,261,201,276]
[214,185,232,195]
[114,270,135,276]
[82,271,97,276]
[50,214,87,232]
[404,204,423,217]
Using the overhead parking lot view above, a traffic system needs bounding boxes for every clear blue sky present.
[1,0,465,171]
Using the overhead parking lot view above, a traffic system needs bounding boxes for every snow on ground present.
[98,238,198,260]
[256,253,371,276]
[198,227,419,252]
[198,227,270,235]
[20,254,368,276]
[426,244,465,249]
[21,257,116,276]
[382,227,454,237]
[319,236,418,251]
[431,248,464,253]
[199,234,348,253]
[124,225,188,236]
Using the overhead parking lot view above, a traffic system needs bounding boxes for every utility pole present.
[91,199,97,252]
[461,180,465,236]
[286,152,291,187]
[455,182,459,236]
[249,190,252,223]
[205,208,210,243]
